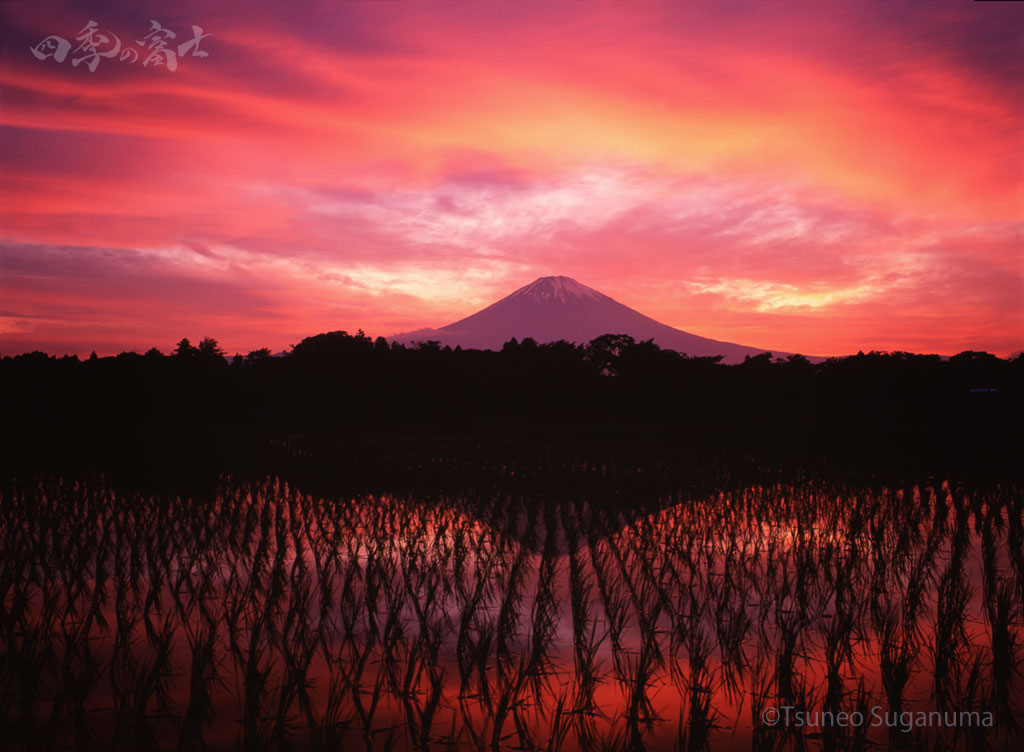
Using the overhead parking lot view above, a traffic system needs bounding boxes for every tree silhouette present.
[174,338,197,358]
[586,334,636,376]
[197,337,226,361]
[245,348,272,364]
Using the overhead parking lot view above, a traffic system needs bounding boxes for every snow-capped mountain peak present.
[389,275,788,362]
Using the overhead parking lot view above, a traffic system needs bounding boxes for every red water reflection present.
[2,477,1020,750]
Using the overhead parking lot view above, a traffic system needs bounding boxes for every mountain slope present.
[390,276,783,362]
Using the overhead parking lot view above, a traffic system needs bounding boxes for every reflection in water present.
[1,477,1021,750]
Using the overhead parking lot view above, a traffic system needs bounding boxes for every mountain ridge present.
[390,275,793,363]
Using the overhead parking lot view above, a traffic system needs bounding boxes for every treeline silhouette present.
[2,331,1021,484]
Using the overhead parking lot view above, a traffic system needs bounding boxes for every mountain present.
[390,276,787,363]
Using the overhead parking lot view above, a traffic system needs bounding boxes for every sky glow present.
[1,0,1021,357]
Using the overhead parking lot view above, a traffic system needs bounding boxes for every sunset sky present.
[1,0,1021,358]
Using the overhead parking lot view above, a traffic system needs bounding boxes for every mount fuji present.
[390,276,787,363]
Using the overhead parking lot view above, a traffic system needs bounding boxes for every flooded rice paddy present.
[1,474,1021,751]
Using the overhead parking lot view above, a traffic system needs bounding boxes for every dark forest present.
[4,331,1020,488]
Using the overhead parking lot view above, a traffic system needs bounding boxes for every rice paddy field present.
[1,445,1022,751]
[0,452,1019,752]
